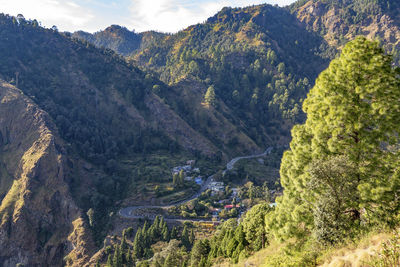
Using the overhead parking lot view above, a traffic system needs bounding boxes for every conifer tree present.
[120,235,127,252]
[162,226,169,241]
[173,173,178,187]
[163,253,177,267]
[113,245,123,267]
[181,225,190,249]
[189,229,195,245]
[133,227,143,259]
[178,170,185,187]
[268,36,400,242]
[171,226,178,239]
[107,254,113,267]
[126,248,133,266]
[204,85,217,107]
[242,203,270,250]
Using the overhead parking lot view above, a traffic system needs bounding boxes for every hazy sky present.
[0,0,297,33]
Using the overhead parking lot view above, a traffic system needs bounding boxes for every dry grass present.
[0,179,22,225]
[213,239,284,267]
[211,231,395,267]
[319,233,392,267]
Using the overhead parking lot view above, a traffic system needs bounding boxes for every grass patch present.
[0,178,22,225]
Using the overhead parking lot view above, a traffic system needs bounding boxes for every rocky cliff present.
[0,81,94,266]
[292,0,400,61]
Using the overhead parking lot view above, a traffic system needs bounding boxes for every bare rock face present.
[294,0,400,54]
[0,81,94,266]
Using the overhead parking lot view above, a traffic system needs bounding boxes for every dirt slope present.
[0,81,94,266]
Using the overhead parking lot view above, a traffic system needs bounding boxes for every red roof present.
[224,204,240,209]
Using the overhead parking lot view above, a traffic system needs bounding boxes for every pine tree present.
[126,248,133,266]
[120,235,127,252]
[178,170,185,187]
[163,253,177,267]
[242,203,270,250]
[204,85,217,107]
[113,245,123,267]
[190,240,209,267]
[268,37,400,242]
[107,254,113,267]
[181,226,190,249]
[154,216,160,231]
[162,226,169,241]
[133,227,143,259]
[171,226,178,239]
[189,229,195,245]
[173,173,178,187]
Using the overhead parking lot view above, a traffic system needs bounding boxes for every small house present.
[224,204,240,210]
[231,188,239,197]
[186,160,196,166]
[195,176,203,185]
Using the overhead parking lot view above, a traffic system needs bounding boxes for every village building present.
[231,188,239,197]
[224,204,240,210]
[172,164,192,174]
[184,176,193,181]
[194,176,203,185]
[209,181,224,192]
[186,160,196,166]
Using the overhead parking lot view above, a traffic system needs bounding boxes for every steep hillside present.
[131,5,330,141]
[73,1,400,150]
[291,0,400,62]
[0,14,264,159]
[0,13,263,266]
[73,5,332,147]
[0,81,94,266]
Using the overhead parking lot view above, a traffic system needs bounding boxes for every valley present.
[119,147,273,222]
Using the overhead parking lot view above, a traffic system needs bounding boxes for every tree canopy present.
[268,36,400,242]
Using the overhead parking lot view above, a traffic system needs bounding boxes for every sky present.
[0,0,297,33]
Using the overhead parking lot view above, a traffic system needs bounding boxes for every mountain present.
[0,81,96,266]
[77,5,331,148]
[75,1,400,151]
[0,13,264,266]
[290,0,400,62]
[73,25,166,57]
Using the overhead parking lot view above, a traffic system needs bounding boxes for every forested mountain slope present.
[76,0,400,149]
[0,13,264,266]
[76,5,331,147]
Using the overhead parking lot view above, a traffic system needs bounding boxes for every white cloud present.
[0,0,297,33]
[0,0,95,31]
[128,0,295,33]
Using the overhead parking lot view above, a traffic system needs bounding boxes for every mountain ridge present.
[0,81,95,266]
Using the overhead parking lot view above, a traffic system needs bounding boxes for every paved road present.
[119,147,273,220]
[226,147,273,170]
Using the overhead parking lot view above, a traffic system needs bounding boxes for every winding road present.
[119,147,273,220]
[226,147,273,171]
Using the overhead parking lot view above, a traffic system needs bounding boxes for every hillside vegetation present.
[102,37,400,267]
